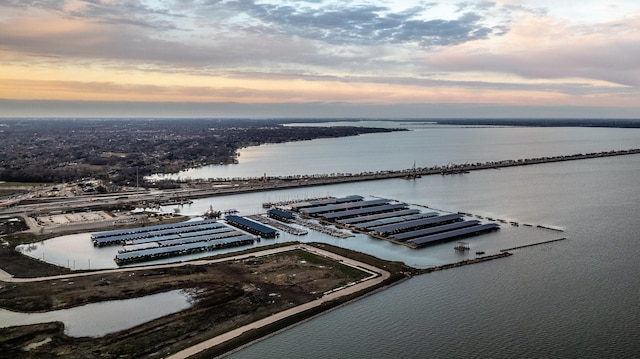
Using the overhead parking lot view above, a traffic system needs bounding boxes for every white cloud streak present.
[0,0,639,117]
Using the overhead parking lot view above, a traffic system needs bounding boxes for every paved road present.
[0,244,331,283]
[166,244,390,359]
[0,244,390,359]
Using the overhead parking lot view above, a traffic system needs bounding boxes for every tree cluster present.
[0,118,403,185]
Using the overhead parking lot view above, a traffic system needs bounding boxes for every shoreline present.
[153,148,640,201]
[0,243,402,358]
[180,250,514,358]
[216,274,414,359]
[0,239,517,358]
[165,244,392,359]
[2,149,637,217]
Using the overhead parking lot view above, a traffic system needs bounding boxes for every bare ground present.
[0,247,406,359]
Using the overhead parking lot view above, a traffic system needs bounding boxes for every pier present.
[500,238,568,252]
[293,218,354,238]
[420,252,513,273]
[246,214,308,236]
[150,148,640,201]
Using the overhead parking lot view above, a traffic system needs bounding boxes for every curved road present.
[0,244,390,359]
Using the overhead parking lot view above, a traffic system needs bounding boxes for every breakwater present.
[419,252,513,274]
[500,238,568,252]
[170,148,640,198]
[4,149,638,215]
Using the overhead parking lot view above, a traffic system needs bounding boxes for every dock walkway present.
[246,214,308,236]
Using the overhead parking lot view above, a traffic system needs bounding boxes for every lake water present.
[13,123,640,357]
[224,152,640,359]
[152,123,640,180]
[0,290,193,337]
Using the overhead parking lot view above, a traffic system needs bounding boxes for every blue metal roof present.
[115,235,256,262]
[370,213,463,234]
[338,209,422,225]
[125,227,235,245]
[352,212,438,229]
[301,199,390,215]
[226,215,278,235]
[393,220,481,241]
[335,195,365,203]
[120,242,160,253]
[268,208,295,219]
[321,203,408,220]
[157,231,245,247]
[146,222,225,237]
[92,219,219,239]
[409,223,500,246]
[290,195,363,210]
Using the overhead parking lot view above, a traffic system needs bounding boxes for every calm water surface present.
[15,124,640,357]
[224,154,640,359]
[152,124,640,179]
[0,290,192,337]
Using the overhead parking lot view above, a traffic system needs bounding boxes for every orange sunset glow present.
[1,1,639,117]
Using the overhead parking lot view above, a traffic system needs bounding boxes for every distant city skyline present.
[1,1,639,118]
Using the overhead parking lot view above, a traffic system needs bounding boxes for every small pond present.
[0,289,193,337]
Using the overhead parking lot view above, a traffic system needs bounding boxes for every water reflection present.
[0,290,193,337]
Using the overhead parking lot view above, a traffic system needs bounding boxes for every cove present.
[0,290,193,337]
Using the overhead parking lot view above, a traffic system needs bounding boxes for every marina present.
[225,215,279,238]
[91,219,259,265]
[247,213,308,236]
[91,219,221,247]
[288,195,500,249]
[2,123,639,359]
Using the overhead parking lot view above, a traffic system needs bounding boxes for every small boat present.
[203,205,222,219]
[476,251,485,255]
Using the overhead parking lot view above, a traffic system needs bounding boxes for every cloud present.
[1,0,639,115]
[425,12,640,86]
[223,1,497,46]
[0,1,500,64]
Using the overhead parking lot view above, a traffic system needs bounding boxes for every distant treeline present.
[0,118,404,185]
[416,118,640,128]
[278,118,640,128]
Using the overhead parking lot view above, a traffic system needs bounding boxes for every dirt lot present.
[0,214,414,359]
[0,249,377,358]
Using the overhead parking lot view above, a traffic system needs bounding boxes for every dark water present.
[224,154,640,358]
[19,124,640,357]
[152,124,640,179]
[0,290,192,337]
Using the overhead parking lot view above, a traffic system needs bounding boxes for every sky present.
[1,0,639,118]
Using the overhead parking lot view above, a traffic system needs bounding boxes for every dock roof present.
[321,203,408,220]
[268,208,295,219]
[226,215,278,236]
[338,209,421,225]
[408,223,500,246]
[393,220,481,241]
[352,212,438,229]
[301,198,390,215]
[92,219,219,239]
[290,195,363,210]
[370,213,463,234]
[115,235,256,262]
[118,226,233,246]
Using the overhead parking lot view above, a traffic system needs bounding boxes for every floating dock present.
[248,214,308,236]
[294,195,500,249]
[90,219,258,265]
[225,215,279,238]
[114,235,255,265]
[91,219,221,247]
